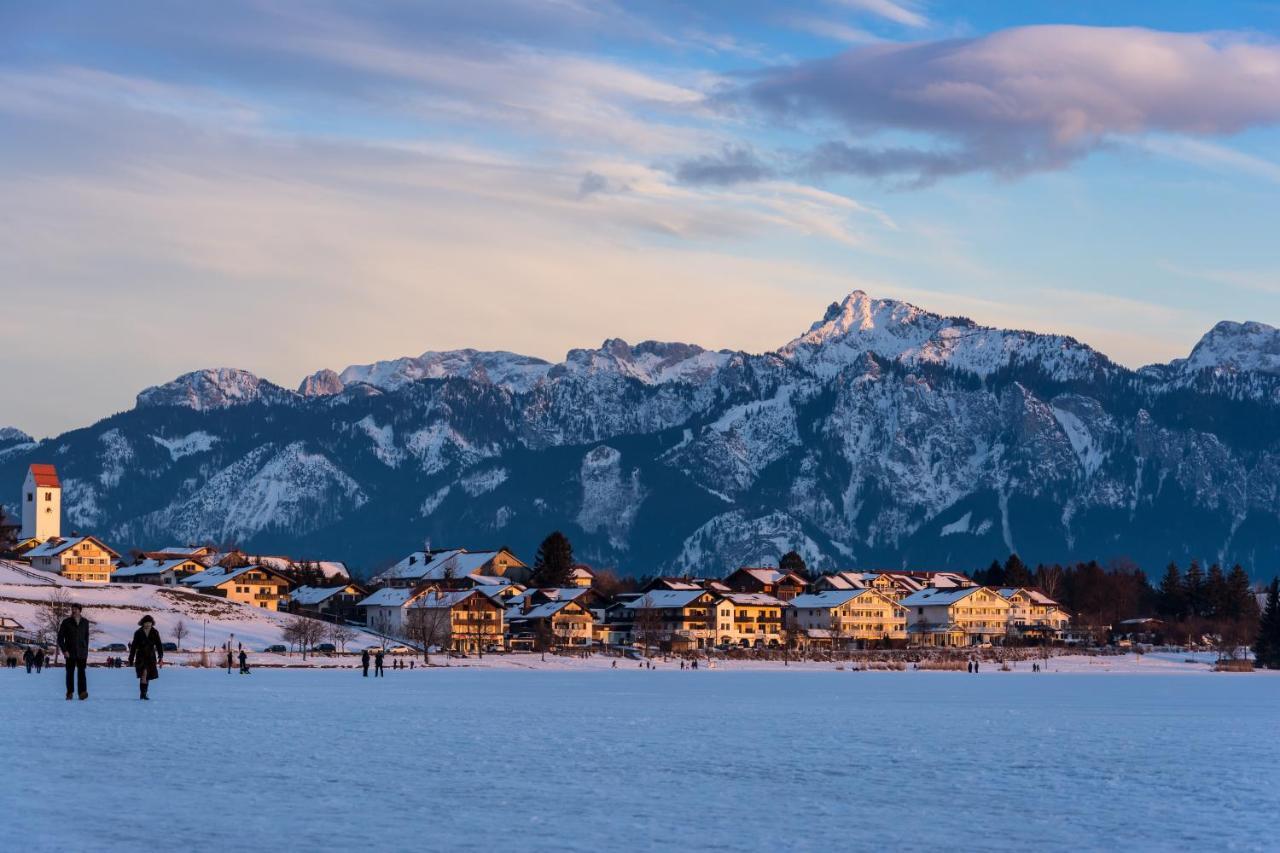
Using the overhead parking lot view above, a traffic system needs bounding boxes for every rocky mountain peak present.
[135,368,289,411]
[1181,319,1280,376]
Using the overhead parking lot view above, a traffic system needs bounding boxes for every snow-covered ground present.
[0,560,382,651]
[2,666,1276,852]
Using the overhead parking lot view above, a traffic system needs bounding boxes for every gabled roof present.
[720,593,783,607]
[410,589,489,609]
[26,535,119,559]
[183,564,288,589]
[291,585,360,606]
[113,558,201,578]
[28,464,60,488]
[900,586,1002,607]
[629,590,707,609]
[790,590,865,609]
[357,587,420,608]
[509,599,587,621]
[373,548,522,582]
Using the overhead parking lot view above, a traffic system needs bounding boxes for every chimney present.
[522,595,533,614]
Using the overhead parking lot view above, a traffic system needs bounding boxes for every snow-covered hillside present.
[5,289,1280,578]
[0,560,377,649]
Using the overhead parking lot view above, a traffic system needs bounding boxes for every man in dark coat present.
[23,648,33,673]
[238,648,249,674]
[128,615,164,699]
[374,649,385,677]
[361,648,370,677]
[57,603,91,700]
[34,647,45,673]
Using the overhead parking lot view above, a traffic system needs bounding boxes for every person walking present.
[127,615,165,700]
[23,648,33,673]
[34,647,45,673]
[57,603,91,700]
[239,649,250,674]
[374,649,385,677]
[361,649,370,677]
[225,645,234,674]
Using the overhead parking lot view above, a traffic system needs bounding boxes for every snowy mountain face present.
[6,290,1280,579]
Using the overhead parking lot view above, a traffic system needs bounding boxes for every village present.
[0,461,1130,666]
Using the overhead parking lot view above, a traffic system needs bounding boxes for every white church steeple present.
[21,464,61,542]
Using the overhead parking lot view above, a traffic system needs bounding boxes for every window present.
[26,492,33,502]
[45,491,52,501]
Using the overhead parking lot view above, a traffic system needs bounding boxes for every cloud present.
[829,0,928,29]
[785,16,880,45]
[674,145,774,186]
[726,26,1280,183]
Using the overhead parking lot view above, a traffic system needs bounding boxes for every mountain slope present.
[3,291,1279,579]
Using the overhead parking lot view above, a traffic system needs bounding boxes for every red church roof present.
[28,464,60,488]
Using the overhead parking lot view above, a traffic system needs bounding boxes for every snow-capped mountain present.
[4,291,1280,579]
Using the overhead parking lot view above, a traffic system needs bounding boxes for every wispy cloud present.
[829,0,928,29]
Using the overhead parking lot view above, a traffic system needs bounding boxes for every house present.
[717,593,786,648]
[182,565,292,610]
[405,589,505,655]
[290,583,369,622]
[624,589,719,651]
[111,558,206,586]
[900,586,1012,647]
[20,463,61,542]
[0,615,23,643]
[641,577,704,593]
[142,545,217,563]
[507,598,595,650]
[723,567,808,601]
[357,587,422,636]
[996,588,1070,637]
[787,589,907,649]
[569,565,595,588]
[371,548,531,588]
[26,535,120,583]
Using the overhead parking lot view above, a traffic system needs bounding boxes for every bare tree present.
[328,621,356,654]
[632,595,664,657]
[283,614,326,659]
[35,589,74,664]
[404,600,452,665]
[172,619,189,652]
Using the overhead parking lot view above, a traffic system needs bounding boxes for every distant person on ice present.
[57,603,91,700]
[127,615,164,700]
[23,647,33,673]
[239,649,249,674]
[374,649,385,677]
[361,649,370,677]
[34,647,45,673]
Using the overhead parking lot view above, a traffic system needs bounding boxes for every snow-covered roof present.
[900,587,995,607]
[996,587,1060,606]
[509,600,584,621]
[357,587,418,608]
[790,590,866,609]
[721,593,783,607]
[373,548,516,582]
[629,590,706,609]
[291,585,356,606]
[113,558,200,578]
[27,536,118,559]
[410,589,483,609]
[183,565,287,589]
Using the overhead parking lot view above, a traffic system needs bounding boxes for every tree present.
[1225,565,1258,624]
[1205,564,1228,621]
[1157,563,1184,619]
[1255,578,1280,669]
[404,598,453,665]
[172,619,189,652]
[328,621,356,654]
[779,550,808,578]
[531,531,574,588]
[35,589,74,664]
[1183,561,1206,618]
[1003,554,1032,588]
[632,595,664,656]
[283,614,326,660]
[1034,563,1064,601]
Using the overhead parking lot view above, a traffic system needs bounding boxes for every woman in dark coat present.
[127,615,165,700]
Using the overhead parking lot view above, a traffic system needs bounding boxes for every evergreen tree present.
[531,531,575,588]
[1157,563,1183,620]
[1255,578,1280,669]
[1225,565,1258,622]
[979,559,1005,587]
[1183,561,1206,618]
[1205,563,1228,621]
[778,550,808,578]
[1003,554,1032,588]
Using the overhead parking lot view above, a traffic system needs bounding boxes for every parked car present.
[385,645,411,655]
[264,644,287,653]
[315,643,337,654]
[162,642,178,652]
[99,643,127,652]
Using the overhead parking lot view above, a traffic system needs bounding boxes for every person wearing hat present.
[127,615,165,700]
[57,603,92,700]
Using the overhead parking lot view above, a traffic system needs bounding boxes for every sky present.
[3,1,1280,437]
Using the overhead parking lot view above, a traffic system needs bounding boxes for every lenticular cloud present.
[727,26,1280,183]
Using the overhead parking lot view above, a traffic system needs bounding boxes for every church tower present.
[21,464,61,542]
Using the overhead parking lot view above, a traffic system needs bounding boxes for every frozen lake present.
[3,666,1277,852]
